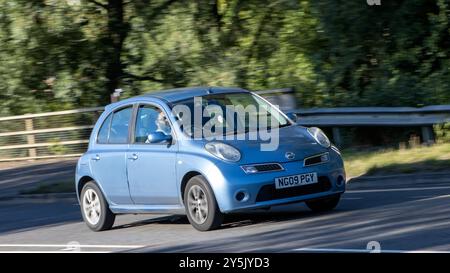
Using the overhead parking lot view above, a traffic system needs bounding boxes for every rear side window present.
[97,114,112,144]
[97,106,132,144]
[109,107,132,144]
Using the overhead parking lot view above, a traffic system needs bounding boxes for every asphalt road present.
[1,161,450,253]
[0,159,76,198]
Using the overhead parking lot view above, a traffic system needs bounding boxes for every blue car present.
[75,87,346,231]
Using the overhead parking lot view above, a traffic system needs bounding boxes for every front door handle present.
[91,154,100,161]
[128,153,138,160]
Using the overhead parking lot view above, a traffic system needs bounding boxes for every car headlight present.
[307,127,331,148]
[205,142,241,162]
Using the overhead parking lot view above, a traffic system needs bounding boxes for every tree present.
[1,0,449,116]
[310,0,450,106]
[84,0,182,105]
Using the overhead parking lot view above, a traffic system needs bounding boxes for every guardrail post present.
[421,126,435,145]
[332,127,343,148]
[24,118,37,159]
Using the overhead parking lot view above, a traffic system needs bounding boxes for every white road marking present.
[0,251,108,253]
[294,247,450,253]
[347,185,450,193]
[0,243,146,253]
[413,194,450,202]
[0,244,145,249]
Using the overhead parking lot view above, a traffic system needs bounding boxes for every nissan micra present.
[75,87,345,231]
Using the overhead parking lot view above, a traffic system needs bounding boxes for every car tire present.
[184,175,223,231]
[80,181,115,231]
[305,194,341,212]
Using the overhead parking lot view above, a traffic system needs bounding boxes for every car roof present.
[140,86,248,103]
[106,86,249,111]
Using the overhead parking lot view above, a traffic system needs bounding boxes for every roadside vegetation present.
[1,1,450,117]
[343,143,450,179]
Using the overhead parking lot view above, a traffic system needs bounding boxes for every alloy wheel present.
[82,188,102,225]
[187,185,209,224]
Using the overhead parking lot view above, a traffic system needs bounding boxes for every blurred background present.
[0,0,449,178]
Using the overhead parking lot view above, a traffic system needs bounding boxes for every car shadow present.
[110,168,450,232]
[112,214,191,230]
[111,204,331,231]
[222,207,318,229]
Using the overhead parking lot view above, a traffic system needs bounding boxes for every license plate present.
[275,172,318,189]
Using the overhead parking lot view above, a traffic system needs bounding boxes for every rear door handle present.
[128,153,138,160]
[91,154,100,161]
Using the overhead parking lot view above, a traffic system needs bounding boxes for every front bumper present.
[213,151,345,213]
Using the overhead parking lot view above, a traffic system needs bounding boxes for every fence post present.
[24,118,37,159]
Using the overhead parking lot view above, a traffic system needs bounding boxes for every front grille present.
[255,176,332,202]
[253,164,283,172]
[241,163,284,174]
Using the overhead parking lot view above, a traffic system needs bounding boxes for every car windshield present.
[171,92,291,138]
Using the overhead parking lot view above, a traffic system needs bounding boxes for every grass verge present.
[20,180,75,195]
[343,143,450,178]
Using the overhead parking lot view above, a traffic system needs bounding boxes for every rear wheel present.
[80,181,115,231]
[305,194,341,212]
[184,175,223,231]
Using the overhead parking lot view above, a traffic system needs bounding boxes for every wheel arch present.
[77,176,95,199]
[180,171,203,202]
[77,176,115,208]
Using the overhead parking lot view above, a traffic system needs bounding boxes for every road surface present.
[1,160,450,253]
[0,159,76,198]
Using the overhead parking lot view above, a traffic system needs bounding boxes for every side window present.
[97,114,112,144]
[135,105,172,144]
[108,107,132,144]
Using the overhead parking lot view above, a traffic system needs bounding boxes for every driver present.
[155,110,171,135]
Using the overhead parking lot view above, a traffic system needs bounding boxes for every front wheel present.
[305,194,341,212]
[184,175,223,231]
[80,181,115,231]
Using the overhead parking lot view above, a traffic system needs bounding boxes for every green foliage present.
[434,123,450,143]
[310,0,450,106]
[0,0,449,116]
[48,138,68,155]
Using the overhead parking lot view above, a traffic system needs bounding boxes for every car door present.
[90,106,133,205]
[126,103,179,205]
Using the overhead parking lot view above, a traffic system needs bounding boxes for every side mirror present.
[286,112,298,123]
[147,131,172,144]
